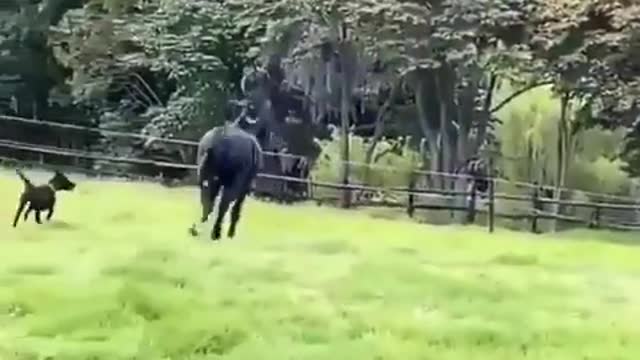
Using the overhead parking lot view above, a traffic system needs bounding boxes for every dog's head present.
[49,171,76,191]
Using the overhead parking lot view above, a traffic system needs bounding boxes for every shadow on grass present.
[47,221,76,230]
[555,229,640,247]
[9,264,58,276]
[491,253,539,266]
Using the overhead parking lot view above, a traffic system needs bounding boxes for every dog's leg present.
[46,198,56,221]
[24,206,32,221]
[12,198,27,227]
[35,211,43,224]
[47,206,55,221]
[212,188,233,241]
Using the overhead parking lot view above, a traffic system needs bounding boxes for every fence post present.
[589,205,601,229]
[488,158,495,233]
[407,171,415,218]
[466,182,477,224]
[341,175,351,209]
[531,184,540,233]
[306,175,313,201]
[281,173,288,203]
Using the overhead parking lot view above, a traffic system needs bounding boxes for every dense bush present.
[311,136,419,187]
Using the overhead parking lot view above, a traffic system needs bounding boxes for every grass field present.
[1,170,640,359]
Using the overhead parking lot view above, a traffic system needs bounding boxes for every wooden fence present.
[276,171,640,233]
[2,147,639,234]
[0,113,639,234]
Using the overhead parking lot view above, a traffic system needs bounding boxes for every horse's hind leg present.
[211,187,233,241]
[200,179,220,223]
[227,192,247,238]
[190,179,221,237]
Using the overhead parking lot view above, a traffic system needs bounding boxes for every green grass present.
[1,170,640,359]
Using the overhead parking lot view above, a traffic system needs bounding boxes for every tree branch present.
[130,72,163,106]
[483,73,497,113]
[374,144,402,163]
[490,81,554,114]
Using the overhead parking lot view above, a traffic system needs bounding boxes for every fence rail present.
[1,138,639,234]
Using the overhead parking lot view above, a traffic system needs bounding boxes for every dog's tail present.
[15,169,34,188]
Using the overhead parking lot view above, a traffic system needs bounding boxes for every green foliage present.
[567,125,630,194]
[495,83,560,184]
[50,0,251,142]
[622,129,640,178]
[312,136,419,187]
[568,156,629,195]
[0,0,81,117]
[496,82,631,195]
[530,0,640,126]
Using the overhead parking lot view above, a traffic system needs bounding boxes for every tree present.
[49,0,254,146]
[528,0,640,229]
[44,0,259,177]
[0,0,83,118]
[351,0,542,194]
[229,0,555,212]
[229,0,377,207]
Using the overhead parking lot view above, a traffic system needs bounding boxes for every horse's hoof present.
[188,225,199,237]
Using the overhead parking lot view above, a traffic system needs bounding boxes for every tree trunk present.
[454,128,470,222]
[435,71,452,191]
[339,95,351,208]
[551,92,570,232]
[454,72,482,222]
[474,74,497,154]
[362,81,400,187]
[415,77,440,189]
[338,25,352,208]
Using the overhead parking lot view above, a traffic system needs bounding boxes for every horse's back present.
[216,127,260,166]
[199,125,261,183]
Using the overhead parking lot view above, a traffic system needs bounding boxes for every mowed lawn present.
[1,170,640,359]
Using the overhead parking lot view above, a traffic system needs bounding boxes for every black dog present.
[12,169,76,227]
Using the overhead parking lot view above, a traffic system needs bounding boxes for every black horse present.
[458,157,489,193]
[191,123,263,240]
[277,149,311,200]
